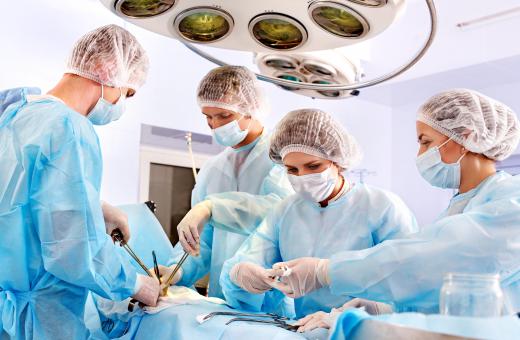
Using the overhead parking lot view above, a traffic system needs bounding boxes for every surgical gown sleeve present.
[370,191,419,244]
[220,203,289,314]
[327,191,520,313]
[205,165,293,235]
[31,116,137,300]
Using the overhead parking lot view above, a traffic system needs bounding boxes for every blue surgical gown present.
[325,171,520,313]
[0,88,138,339]
[220,183,418,318]
[170,132,293,299]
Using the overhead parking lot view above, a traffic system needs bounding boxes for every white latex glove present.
[295,310,338,333]
[177,201,212,256]
[148,264,183,287]
[102,201,131,245]
[270,258,330,298]
[340,298,393,315]
[230,262,276,294]
[132,275,160,307]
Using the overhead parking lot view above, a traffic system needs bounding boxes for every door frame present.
[139,145,211,202]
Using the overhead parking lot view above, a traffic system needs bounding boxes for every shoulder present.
[15,100,98,158]
[351,183,406,207]
[474,172,520,204]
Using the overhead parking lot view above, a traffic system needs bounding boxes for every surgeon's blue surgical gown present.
[0,88,138,339]
[221,183,418,318]
[325,171,520,313]
[170,132,293,300]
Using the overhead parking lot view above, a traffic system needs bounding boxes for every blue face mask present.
[212,117,251,147]
[87,85,126,126]
[416,138,467,189]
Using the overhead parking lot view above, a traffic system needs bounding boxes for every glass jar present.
[440,273,503,317]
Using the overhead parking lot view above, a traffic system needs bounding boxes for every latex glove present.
[295,310,338,333]
[339,298,393,315]
[230,262,276,294]
[132,275,160,307]
[177,201,212,256]
[148,264,183,287]
[270,258,330,298]
[102,201,131,245]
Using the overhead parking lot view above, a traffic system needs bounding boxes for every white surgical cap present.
[66,24,149,91]
[418,89,520,161]
[270,109,362,170]
[197,66,267,117]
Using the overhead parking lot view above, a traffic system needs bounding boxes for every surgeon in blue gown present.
[280,89,520,334]
[156,66,293,302]
[220,109,418,324]
[0,25,160,340]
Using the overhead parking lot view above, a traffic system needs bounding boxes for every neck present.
[459,153,496,194]
[320,174,344,207]
[233,119,263,149]
[47,74,100,116]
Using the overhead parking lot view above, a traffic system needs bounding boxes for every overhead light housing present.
[249,14,307,50]
[348,0,387,7]
[309,1,369,39]
[114,0,175,18]
[174,7,234,43]
[101,0,437,99]
[264,55,299,71]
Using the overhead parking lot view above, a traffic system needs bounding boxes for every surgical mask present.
[416,138,467,189]
[288,165,337,202]
[87,85,126,126]
[212,116,251,147]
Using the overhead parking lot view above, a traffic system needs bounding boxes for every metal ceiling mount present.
[183,0,437,92]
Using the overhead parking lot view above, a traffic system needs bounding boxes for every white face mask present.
[87,85,126,126]
[288,165,337,202]
[212,116,252,147]
[416,138,466,189]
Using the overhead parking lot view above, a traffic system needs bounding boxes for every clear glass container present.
[440,273,503,317]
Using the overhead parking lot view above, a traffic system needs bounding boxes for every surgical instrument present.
[226,317,299,332]
[162,251,189,295]
[196,311,289,324]
[111,229,154,277]
[152,250,161,284]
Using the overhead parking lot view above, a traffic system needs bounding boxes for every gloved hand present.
[270,258,330,298]
[132,274,160,307]
[102,201,131,244]
[294,310,338,333]
[230,262,276,294]
[148,264,183,287]
[177,201,212,256]
[339,298,393,315]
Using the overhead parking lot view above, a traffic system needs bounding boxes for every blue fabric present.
[98,300,305,340]
[221,183,418,318]
[331,312,520,340]
[326,171,520,313]
[0,87,40,116]
[0,88,137,340]
[329,309,372,340]
[170,132,294,299]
